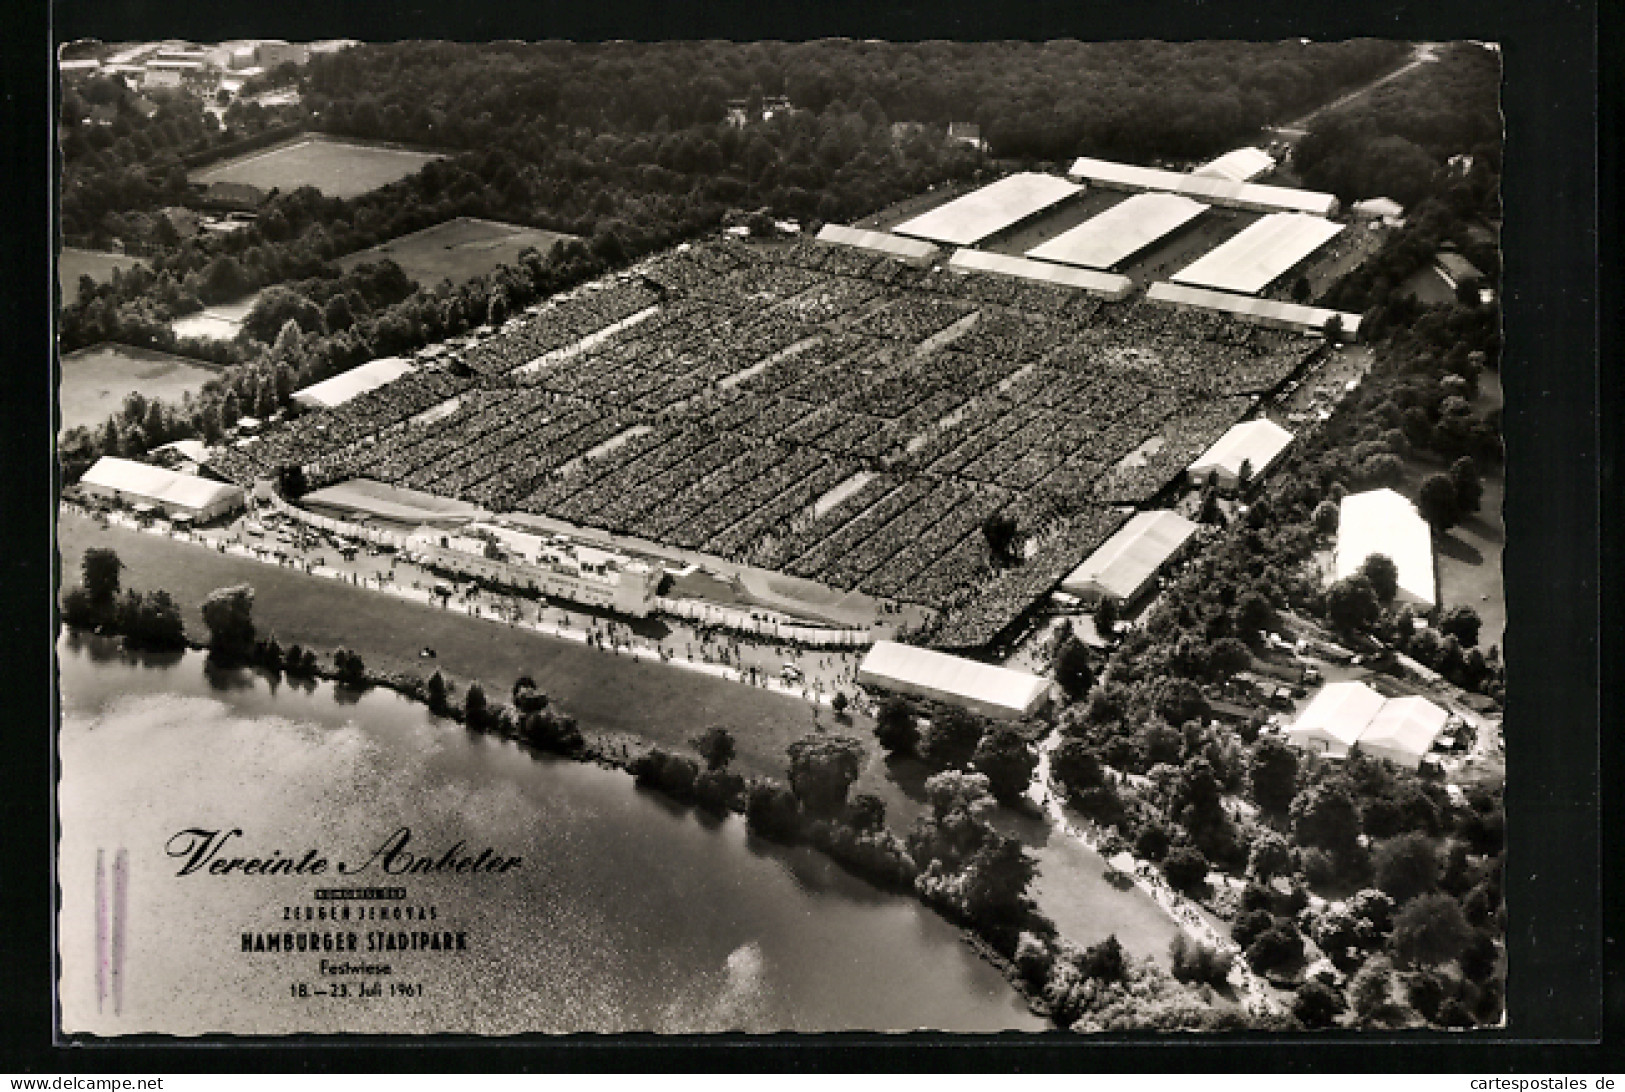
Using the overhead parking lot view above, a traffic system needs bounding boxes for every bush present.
[873,696,918,754]
[1161,845,1210,897]
[745,779,803,843]
[629,748,700,802]
[1373,832,1441,904]
[1014,931,1054,987]
[1170,934,1234,987]
[1247,922,1305,976]
[1293,980,1346,1028]
[1231,908,1276,950]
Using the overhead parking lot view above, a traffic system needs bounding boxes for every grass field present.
[58,248,140,304]
[337,217,579,288]
[58,344,221,433]
[189,135,445,200]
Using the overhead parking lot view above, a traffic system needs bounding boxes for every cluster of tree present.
[59,547,187,649]
[871,694,1038,806]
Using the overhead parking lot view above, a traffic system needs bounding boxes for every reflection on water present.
[57,633,1042,1035]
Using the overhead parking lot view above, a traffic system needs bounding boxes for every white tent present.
[1194,147,1276,183]
[291,356,415,410]
[1352,197,1405,221]
[1187,419,1295,491]
[815,223,940,266]
[1145,281,1362,339]
[947,248,1133,299]
[1334,488,1437,606]
[857,640,1050,720]
[1171,213,1344,296]
[1025,192,1207,270]
[892,173,1082,247]
[1284,681,1386,758]
[79,456,245,522]
[1067,156,1339,217]
[1358,695,1449,769]
[1059,510,1199,604]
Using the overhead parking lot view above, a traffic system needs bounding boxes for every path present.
[1268,43,1441,142]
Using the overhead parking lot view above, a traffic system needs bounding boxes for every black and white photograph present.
[44,23,1561,1044]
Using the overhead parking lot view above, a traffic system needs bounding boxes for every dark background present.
[2,0,1611,1072]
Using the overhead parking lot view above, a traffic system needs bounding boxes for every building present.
[857,640,1051,720]
[78,456,245,522]
[946,122,983,149]
[256,40,311,68]
[405,522,661,618]
[1146,282,1361,340]
[195,180,267,212]
[291,357,416,411]
[1433,250,1485,292]
[1285,682,1449,769]
[1170,213,1345,296]
[815,223,940,267]
[142,66,182,91]
[947,248,1133,300]
[1334,488,1437,607]
[1194,147,1276,184]
[1068,155,1340,217]
[1187,419,1295,492]
[1351,197,1405,226]
[1059,509,1200,605]
[59,58,103,80]
[1026,192,1208,271]
[892,172,1083,248]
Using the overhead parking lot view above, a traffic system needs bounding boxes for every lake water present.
[56,633,1043,1035]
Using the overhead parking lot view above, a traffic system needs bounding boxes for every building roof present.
[1059,509,1200,601]
[1194,147,1276,183]
[1288,680,1387,748]
[291,357,415,410]
[1025,192,1208,270]
[1335,488,1436,605]
[815,223,940,263]
[1435,251,1484,283]
[858,640,1050,717]
[1145,281,1361,338]
[1359,695,1450,763]
[892,173,1082,247]
[947,248,1133,298]
[81,456,243,512]
[1068,156,1339,217]
[1352,197,1405,218]
[1171,213,1344,295]
[1188,418,1295,483]
[152,439,210,464]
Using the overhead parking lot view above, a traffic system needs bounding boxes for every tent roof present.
[1289,680,1386,746]
[1145,281,1362,337]
[1060,509,1199,600]
[1025,192,1208,270]
[1188,418,1295,480]
[1194,147,1276,183]
[1067,156,1338,216]
[81,456,242,512]
[892,173,1082,247]
[1335,488,1436,605]
[1171,213,1344,295]
[291,356,415,410]
[153,438,210,463]
[1359,695,1449,759]
[1352,197,1405,217]
[948,248,1132,298]
[815,223,939,262]
[858,640,1049,715]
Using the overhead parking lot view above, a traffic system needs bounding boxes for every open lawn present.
[190,135,445,200]
[58,343,221,433]
[337,217,578,289]
[56,512,876,789]
[58,248,140,304]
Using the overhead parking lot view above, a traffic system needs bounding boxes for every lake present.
[56,632,1044,1035]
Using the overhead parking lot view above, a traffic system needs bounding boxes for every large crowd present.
[203,235,1331,650]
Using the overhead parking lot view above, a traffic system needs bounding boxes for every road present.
[1267,43,1441,143]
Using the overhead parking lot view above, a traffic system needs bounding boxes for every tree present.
[1326,574,1381,632]
[786,734,866,817]
[1292,275,1312,302]
[1390,892,1472,967]
[1170,933,1234,988]
[844,792,887,832]
[81,548,123,606]
[1373,832,1440,904]
[1249,736,1301,816]
[426,670,448,714]
[1053,636,1095,701]
[1248,831,1295,881]
[1293,980,1346,1028]
[464,681,488,729]
[971,726,1037,805]
[1438,605,1482,647]
[981,511,1019,563]
[1323,314,1345,345]
[1312,498,1340,535]
[1161,845,1210,896]
[873,696,918,754]
[918,708,985,770]
[690,726,737,771]
[333,647,367,687]
[1348,956,1401,1023]
[831,691,849,717]
[1359,553,1400,604]
[961,833,1038,926]
[1051,737,1104,795]
[1290,782,1363,860]
[278,464,308,500]
[1246,922,1305,975]
[1449,455,1483,515]
[1417,473,1460,531]
[744,779,803,841]
[1094,596,1120,633]
[200,584,255,660]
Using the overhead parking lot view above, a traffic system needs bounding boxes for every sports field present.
[58,248,140,304]
[189,135,445,200]
[58,343,220,433]
[337,217,578,288]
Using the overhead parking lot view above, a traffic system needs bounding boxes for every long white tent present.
[892,173,1082,247]
[1286,683,1449,769]
[1171,213,1344,295]
[1059,509,1199,604]
[947,248,1133,299]
[1194,147,1276,183]
[1146,282,1361,339]
[79,455,245,521]
[1025,192,1208,270]
[857,640,1051,720]
[1359,696,1451,770]
[815,223,940,266]
[1334,488,1437,606]
[1187,418,1295,491]
[1068,155,1339,217]
[291,356,415,410]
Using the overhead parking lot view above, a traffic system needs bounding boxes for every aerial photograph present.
[54,37,1506,1035]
